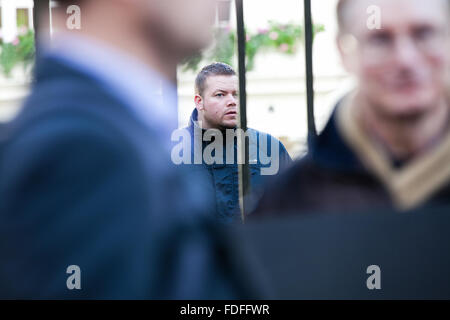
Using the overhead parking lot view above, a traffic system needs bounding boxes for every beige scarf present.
[336,94,450,211]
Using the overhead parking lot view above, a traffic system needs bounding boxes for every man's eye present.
[413,26,435,42]
[216,93,224,97]
[368,32,392,46]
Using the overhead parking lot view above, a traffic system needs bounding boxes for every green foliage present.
[0,30,35,77]
[0,25,326,76]
[182,21,324,73]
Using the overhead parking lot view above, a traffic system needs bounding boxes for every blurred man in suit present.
[254,0,450,216]
[0,0,260,299]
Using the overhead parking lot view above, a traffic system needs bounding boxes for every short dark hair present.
[195,62,236,96]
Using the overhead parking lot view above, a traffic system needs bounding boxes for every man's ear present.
[195,94,204,111]
[337,33,358,74]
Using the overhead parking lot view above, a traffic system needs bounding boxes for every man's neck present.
[355,94,450,163]
[196,114,227,132]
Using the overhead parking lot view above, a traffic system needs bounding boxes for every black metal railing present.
[303,0,317,142]
[234,0,315,221]
[235,0,251,222]
[33,0,50,58]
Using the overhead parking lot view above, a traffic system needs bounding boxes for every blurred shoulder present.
[250,154,320,216]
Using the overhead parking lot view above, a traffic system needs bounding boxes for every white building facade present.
[0,0,34,42]
[0,0,36,121]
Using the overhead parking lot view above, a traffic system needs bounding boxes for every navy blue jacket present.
[178,109,292,223]
[0,56,262,299]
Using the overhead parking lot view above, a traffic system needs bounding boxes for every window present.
[216,0,232,28]
[16,8,30,28]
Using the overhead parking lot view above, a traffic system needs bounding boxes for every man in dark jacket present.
[254,0,450,216]
[172,63,292,223]
[0,0,261,299]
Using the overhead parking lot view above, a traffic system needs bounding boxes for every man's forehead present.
[343,0,448,34]
[205,75,238,91]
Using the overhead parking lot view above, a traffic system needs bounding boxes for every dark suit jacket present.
[182,109,292,224]
[0,56,262,299]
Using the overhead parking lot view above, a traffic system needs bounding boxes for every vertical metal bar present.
[235,0,251,223]
[33,0,51,59]
[303,0,317,144]
[33,0,40,52]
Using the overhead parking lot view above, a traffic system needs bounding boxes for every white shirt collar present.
[43,33,179,140]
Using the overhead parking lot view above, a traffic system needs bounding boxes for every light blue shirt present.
[43,33,178,145]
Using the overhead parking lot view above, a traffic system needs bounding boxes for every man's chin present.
[378,101,433,120]
[380,92,436,114]
[221,122,238,130]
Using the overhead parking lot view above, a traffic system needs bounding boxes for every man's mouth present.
[391,80,423,93]
[225,110,237,116]
[388,74,424,91]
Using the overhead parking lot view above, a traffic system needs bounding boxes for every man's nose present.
[227,95,237,106]
[392,36,422,67]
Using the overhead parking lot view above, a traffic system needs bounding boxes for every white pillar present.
[29,1,34,30]
[1,0,18,43]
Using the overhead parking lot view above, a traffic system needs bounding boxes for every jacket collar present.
[46,33,178,134]
[188,108,200,131]
[187,109,263,165]
[309,99,366,174]
[188,109,238,138]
